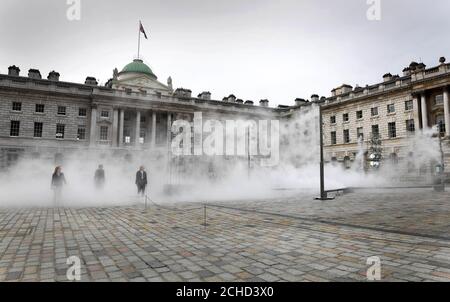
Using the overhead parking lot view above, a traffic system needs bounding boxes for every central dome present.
[120,59,157,79]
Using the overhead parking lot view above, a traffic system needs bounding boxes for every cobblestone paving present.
[0,189,450,282]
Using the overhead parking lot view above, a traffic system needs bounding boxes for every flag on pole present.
[139,21,148,39]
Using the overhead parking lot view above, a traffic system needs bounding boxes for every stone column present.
[119,109,125,147]
[135,110,141,147]
[151,112,157,148]
[89,106,97,146]
[444,87,450,137]
[421,93,428,129]
[167,112,172,147]
[112,108,119,147]
[413,95,421,132]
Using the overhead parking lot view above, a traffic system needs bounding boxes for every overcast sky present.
[1,0,450,106]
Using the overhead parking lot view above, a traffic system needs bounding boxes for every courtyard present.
[0,188,449,282]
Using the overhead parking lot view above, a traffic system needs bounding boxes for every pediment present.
[113,74,171,93]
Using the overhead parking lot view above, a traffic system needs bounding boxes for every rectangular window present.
[141,116,147,123]
[124,128,131,144]
[57,106,66,116]
[388,122,397,138]
[77,126,86,140]
[56,124,65,139]
[356,110,363,120]
[435,95,444,105]
[330,116,336,124]
[139,129,146,144]
[357,127,364,141]
[406,119,415,133]
[405,100,413,111]
[343,113,349,122]
[35,104,45,113]
[10,121,20,137]
[330,131,337,145]
[371,107,379,117]
[101,110,109,118]
[100,126,108,141]
[387,104,395,114]
[372,125,380,138]
[78,108,87,117]
[343,129,350,143]
[12,102,22,111]
[33,122,43,138]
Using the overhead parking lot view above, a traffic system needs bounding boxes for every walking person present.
[135,166,148,197]
[94,164,106,190]
[51,166,67,207]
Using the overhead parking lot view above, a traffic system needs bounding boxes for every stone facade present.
[1,57,449,181]
[0,62,283,170]
[321,58,450,178]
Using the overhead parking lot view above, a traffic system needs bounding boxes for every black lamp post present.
[315,105,334,200]
[433,121,446,192]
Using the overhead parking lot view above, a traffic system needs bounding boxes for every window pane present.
[12,102,22,111]
[35,104,45,113]
[58,106,66,115]
[34,122,43,138]
[56,124,65,139]
[10,121,20,136]
[79,108,87,117]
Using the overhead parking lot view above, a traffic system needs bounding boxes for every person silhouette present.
[135,166,148,197]
[94,164,105,190]
[51,166,67,207]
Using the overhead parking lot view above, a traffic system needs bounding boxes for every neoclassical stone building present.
[321,57,450,178]
[0,59,282,171]
[1,56,449,180]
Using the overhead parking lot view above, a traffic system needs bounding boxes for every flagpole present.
[137,21,141,59]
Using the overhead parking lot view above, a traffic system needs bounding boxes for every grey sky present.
[1,0,450,106]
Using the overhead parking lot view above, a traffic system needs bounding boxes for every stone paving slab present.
[0,189,449,282]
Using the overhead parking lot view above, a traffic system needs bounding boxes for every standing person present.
[94,164,105,190]
[51,166,67,207]
[135,166,148,197]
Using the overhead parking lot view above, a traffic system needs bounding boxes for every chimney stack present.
[28,69,42,79]
[294,98,307,106]
[8,65,20,76]
[311,94,319,102]
[259,99,269,107]
[227,94,236,102]
[174,88,192,98]
[197,91,211,100]
[85,77,98,86]
[383,73,392,82]
[402,67,411,76]
[47,71,60,81]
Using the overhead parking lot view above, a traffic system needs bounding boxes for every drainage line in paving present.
[206,204,450,243]
[144,195,204,213]
[137,198,450,247]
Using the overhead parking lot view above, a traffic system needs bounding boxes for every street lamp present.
[432,121,446,192]
[315,105,334,200]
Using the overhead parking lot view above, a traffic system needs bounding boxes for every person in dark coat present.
[135,166,148,196]
[94,164,105,189]
[51,166,67,206]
